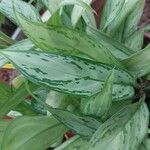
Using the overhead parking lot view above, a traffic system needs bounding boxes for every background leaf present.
[0,0,41,24]
[1,116,67,150]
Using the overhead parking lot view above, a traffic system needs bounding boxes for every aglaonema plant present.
[0,0,149,149]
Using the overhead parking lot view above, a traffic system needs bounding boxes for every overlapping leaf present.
[1,50,135,100]
[47,107,101,137]
[100,0,141,40]
[87,27,134,59]
[123,0,145,40]
[0,82,38,118]
[15,12,123,67]
[100,0,125,30]
[86,101,149,150]
[122,45,150,77]
[81,70,114,118]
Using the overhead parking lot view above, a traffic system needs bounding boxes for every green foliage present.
[0,0,149,149]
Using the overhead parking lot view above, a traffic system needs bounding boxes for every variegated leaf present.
[81,70,114,118]
[86,101,149,150]
[123,0,145,40]
[87,27,134,59]
[0,0,41,24]
[42,0,93,14]
[2,51,135,100]
[122,45,150,77]
[47,107,101,137]
[15,12,123,67]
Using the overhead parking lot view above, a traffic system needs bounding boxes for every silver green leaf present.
[15,12,122,67]
[71,0,96,28]
[42,0,93,14]
[139,137,150,150]
[87,102,149,150]
[1,116,67,150]
[87,27,134,59]
[0,0,41,24]
[100,0,140,39]
[0,39,36,67]
[1,51,135,100]
[123,0,145,41]
[124,25,150,51]
[100,0,125,30]
[81,70,114,118]
[47,107,101,137]
[122,44,150,78]
[86,101,149,150]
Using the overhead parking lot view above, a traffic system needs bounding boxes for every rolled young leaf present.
[81,70,114,118]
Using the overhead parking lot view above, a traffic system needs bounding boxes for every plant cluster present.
[0,0,149,149]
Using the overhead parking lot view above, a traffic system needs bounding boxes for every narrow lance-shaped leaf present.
[1,116,67,150]
[123,0,145,40]
[86,100,149,150]
[71,0,96,28]
[122,44,150,78]
[100,0,125,30]
[26,82,102,137]
[1,50,135,101]
[100,0,140,38]
[41,0,94,14]
[15,12,123,67]
[82,8,96,29]
[124,25,150,51]
[0,0,41,24]
[45,106,101,137]
[81,70,114,118]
